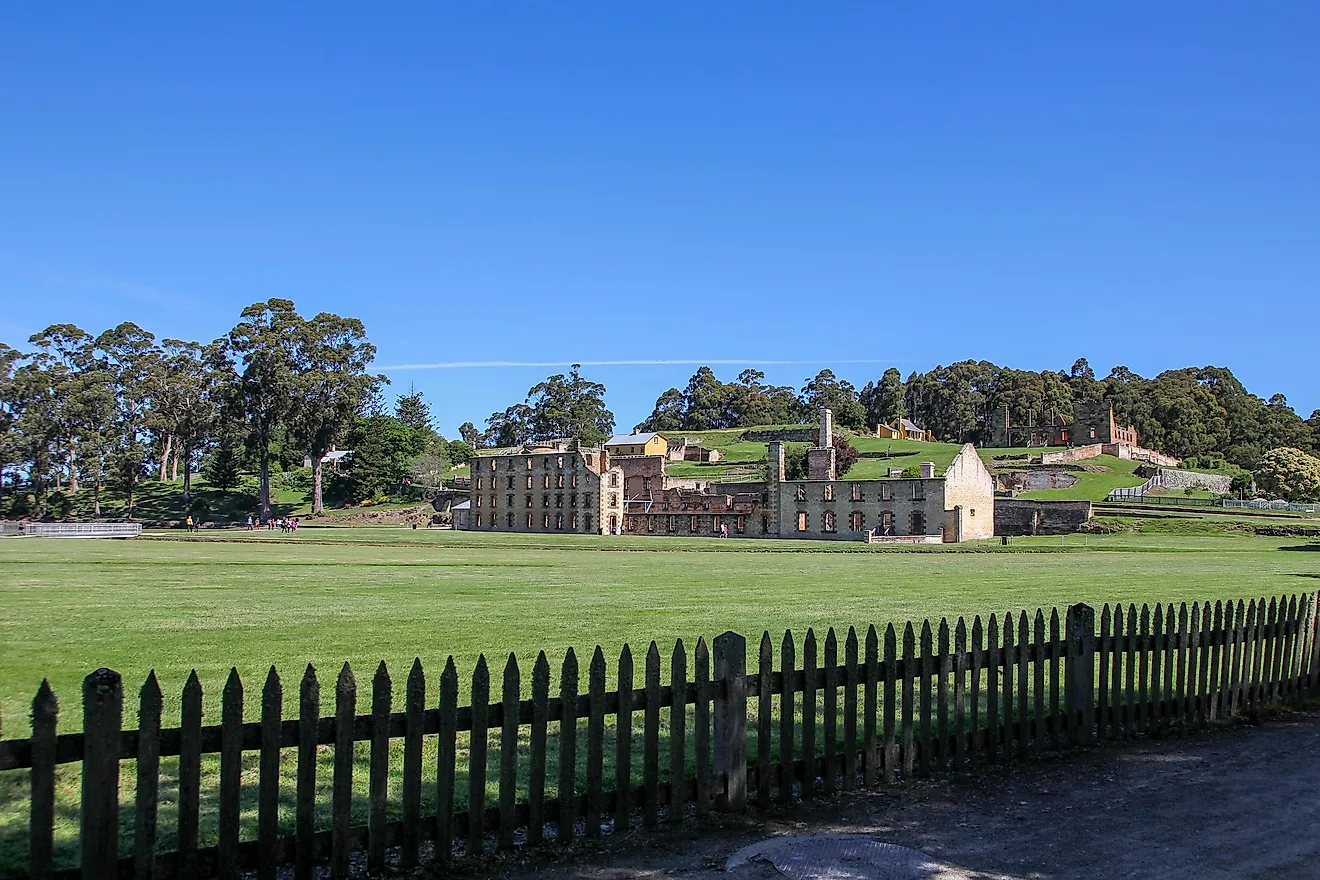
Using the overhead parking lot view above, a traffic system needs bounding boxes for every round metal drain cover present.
[726,834,965,879]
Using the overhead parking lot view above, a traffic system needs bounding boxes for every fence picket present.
[468,656,489,858]
[1001,614,1014,759]
[615,644,633,833]
[179,671,203,876]
[1174,603,1188,726]
[134,673,162,880]
[844,627,859,791]
[919,622,933,777]
[587,647,605,836]
[1267,597,1282,704]
[1049,609,1061,748]
[695,638,711,815]
[370,662,392,870]
[1280,595,1297,700]
[1138,605,1150,734]
[954,618,968,770]
[1098,605,1112,740]
[757,632,772,806]
[780,631,796,803]
[81,668,123,880]
[499,654,519,849]
[801,629,817,798]
[333,663,357,876]
[1224,601,1235,717]
[29,681,57,880]
[864,625,879,787]
[1016,612,1028,761]
[1163,604,1176,726]
[883,624,897,782]
[902,623,915,778]
[219,668,243,880]
[436,658,458,862]
[296,665,319,879]
[1209,602,1224,723]
[259,667,282,880]
[670,639,688,819]
[1197,603,1212,728]
[559,649,579,841]
[644,641,661,828]
[823,628,838,795]
[986,614,999,762]
[1033,611,1045,754]
[938,620,951,772]
[529,652,550,845]
[971,617,982,765]
[1124,606,1138,738]
[403,658,425,864]
[1151,605,1164,732]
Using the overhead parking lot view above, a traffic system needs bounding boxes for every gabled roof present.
[899,419,925,433]
[606,432,662,446]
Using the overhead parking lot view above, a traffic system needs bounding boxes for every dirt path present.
[444,709,1320,880]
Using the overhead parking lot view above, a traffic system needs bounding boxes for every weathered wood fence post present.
[713,631,747,811]
[1066,603,1096,745]
[81,668,123,880]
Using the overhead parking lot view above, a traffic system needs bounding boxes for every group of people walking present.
[246,515,299,533]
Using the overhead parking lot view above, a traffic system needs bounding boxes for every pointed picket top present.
[987,612,998,643]
[302,662,318,690]
[534,650,550,686]
[866,624,878,655]
[972,615,982,643]
[504,652,519,688]
[938,617,950,644]
[696,635,709,664]
[921,619,932,644]
[474,654,489,685]
[263,665,282,709]
[826,627,838,655]
[374,660,392,707]
[805,627,817,655]
[442,655,457,691]
[1049,607,1060,636]
[408,657,425,701]
[561,647,578,683]
[33,677,58,721]
[139,669,162,712]
[223,666,243,704]
[618,642,632,673]
[847,625,859,655]
[673,637,686,665]
[760,631,773,662]
[648,639,661,669]
[903,621,915,650]
[590,645,605,678]
[956,616,967,644]
[183,669,203,715]
[338,662,356,694]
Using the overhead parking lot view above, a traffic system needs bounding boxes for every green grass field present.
[1,525,1317,874]
[3,526,1317,731]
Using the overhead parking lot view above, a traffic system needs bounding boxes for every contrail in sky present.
[377,358,895,370]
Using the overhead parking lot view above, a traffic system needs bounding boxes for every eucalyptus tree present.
[292,312,382,514]
[148,339,228,503]
[94,323,158,518]
[227,299,303,520]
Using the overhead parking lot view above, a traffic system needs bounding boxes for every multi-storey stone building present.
[467,441,625,535]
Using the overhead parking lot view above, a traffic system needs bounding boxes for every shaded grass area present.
[1016,455,1146,501]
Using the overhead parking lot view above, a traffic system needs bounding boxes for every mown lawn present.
[1,526,1317,874]
[2,527,1316,730]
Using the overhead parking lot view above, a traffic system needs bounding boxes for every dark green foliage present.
[485,365,614,448]
[444,439,476,465]
[204,441,243,495]
[635,367,802,432]
[783,445,809,481]
[799,369,866,429]
[1254,447,1320,502]
[342,415,428,502]
[394,385,433,434]
[860,368,905,429]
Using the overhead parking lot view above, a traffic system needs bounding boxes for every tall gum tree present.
[293,313,382,515]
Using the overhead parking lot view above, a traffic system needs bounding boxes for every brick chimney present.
[818,407,833,448]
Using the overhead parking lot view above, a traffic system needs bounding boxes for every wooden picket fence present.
[4,591,1319,879]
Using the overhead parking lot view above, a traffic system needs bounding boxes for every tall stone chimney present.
[920,461,935,479]
[768,441,786,484]
[818,407,833,449]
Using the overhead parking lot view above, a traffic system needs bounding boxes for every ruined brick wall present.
[994,499,1093,536]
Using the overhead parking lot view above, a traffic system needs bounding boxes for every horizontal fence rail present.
[3,592,1318,879]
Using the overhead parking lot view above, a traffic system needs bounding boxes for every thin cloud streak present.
[377,358,898,371]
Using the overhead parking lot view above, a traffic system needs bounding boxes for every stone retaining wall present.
[994,498,1093,536]
[1157,468,1233,495]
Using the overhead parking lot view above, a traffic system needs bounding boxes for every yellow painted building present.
[876,418,934,442]
[605,432,669,457]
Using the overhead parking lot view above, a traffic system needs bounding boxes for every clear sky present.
[2,3,1316,435]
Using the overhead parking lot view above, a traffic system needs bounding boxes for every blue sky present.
[2,3,1316,435]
